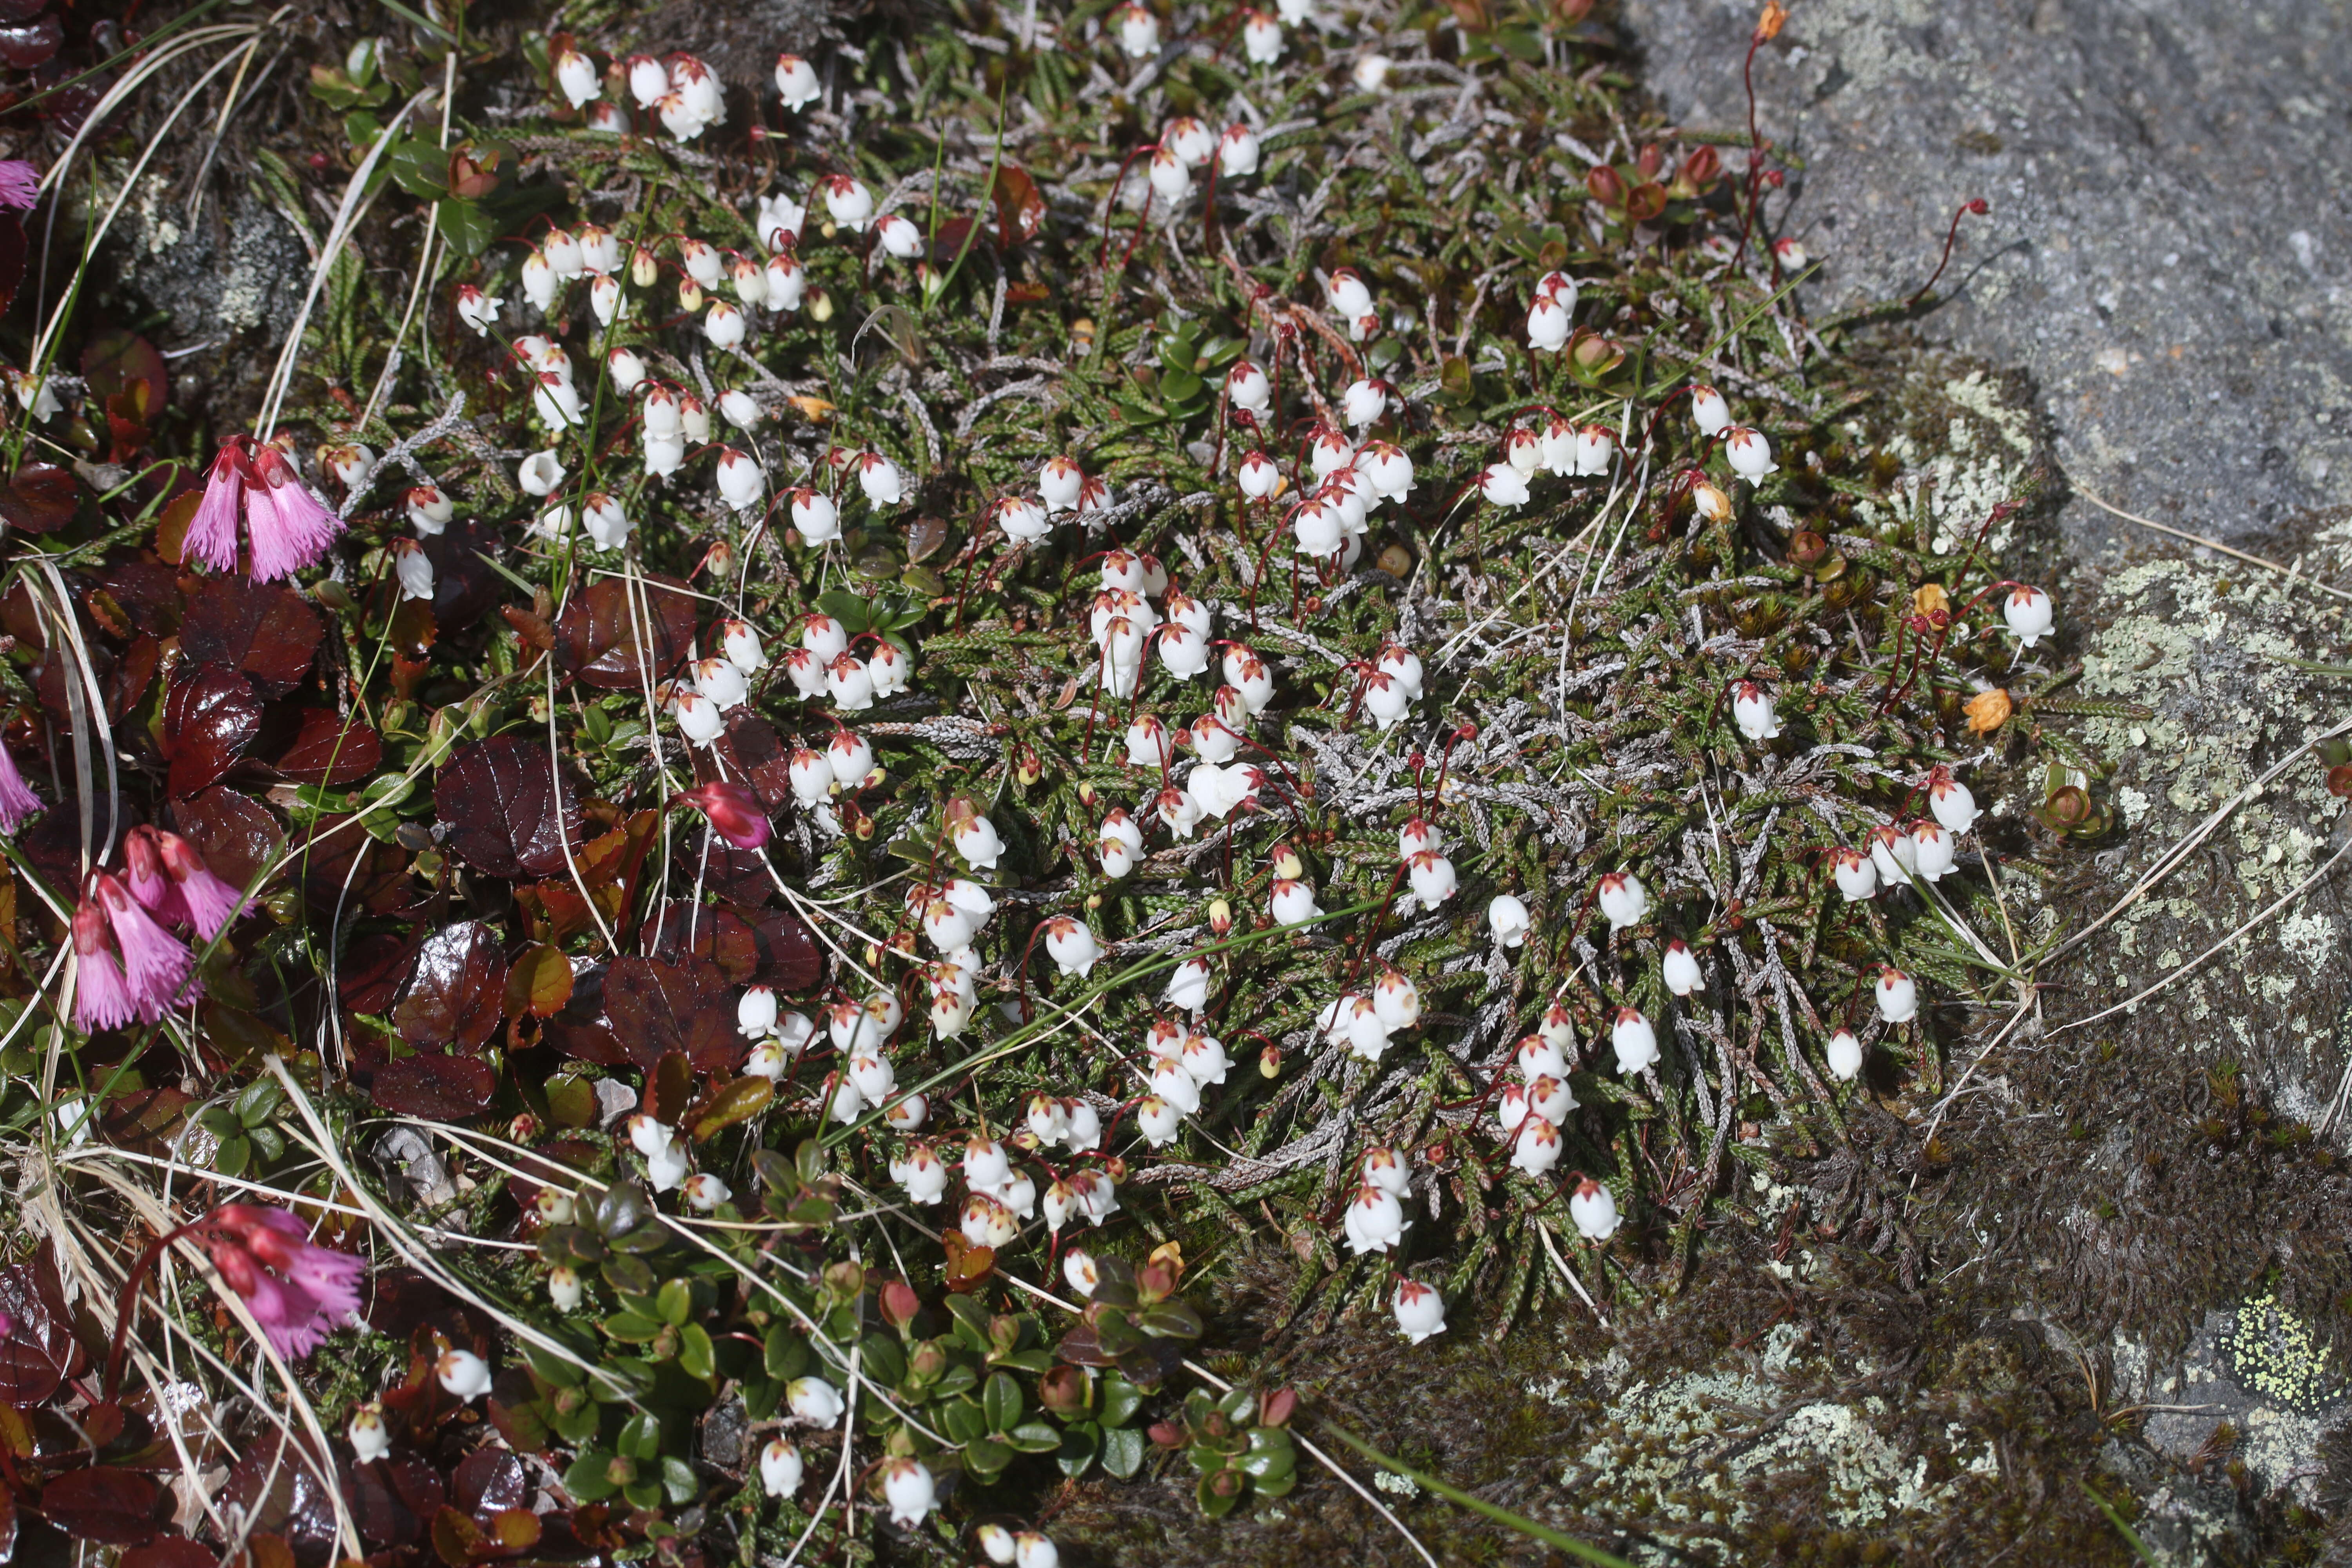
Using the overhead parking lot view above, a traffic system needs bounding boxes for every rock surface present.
[1619,0,2352,558]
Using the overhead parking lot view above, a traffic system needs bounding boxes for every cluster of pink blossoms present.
[184,434,347,583]
[72,827,249,1033]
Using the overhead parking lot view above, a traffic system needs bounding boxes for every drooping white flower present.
[1610,1006,1658,1074]
[1724,426,1777,483]
[1393,1279,1447,1345]
[1662,940,1703,996]
[774,53,820,111]
[2004,584,2054,648]
[1731,680,1782,742]
[1569,1177,1619,1241]
[1831,847,1879,902]
[1826,1028,1864,1082]
[759,1437,804,1498]
[1596,871,1648,931]
[1875,967,1918,1024]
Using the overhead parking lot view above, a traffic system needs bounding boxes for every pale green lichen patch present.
[2218,1292,2342,1416]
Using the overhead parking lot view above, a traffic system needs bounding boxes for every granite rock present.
[1620,0,2352,558]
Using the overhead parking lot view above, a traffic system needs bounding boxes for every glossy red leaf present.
[553,573,695,690]
[452,1447,528,1521]
[274,708,383,785]
[168,786,283,890]
[434,737,583,880]
[392,922,506,1050]
[339,931,413,1014]
[639,901,818,991]
[178,577,325,697]
[88,560,184,637]
[711,712,797,809]
[163,668,262,797]
[367,1054,497,1118]
[119,1533,213,1568]
[1,462,77,533]
[40,1466,165,1544]
[0,1240,78,1404]
[601,955,734,1072]
[0,13,61,67]
[83,330,169,414]
[222,1443,339,1564]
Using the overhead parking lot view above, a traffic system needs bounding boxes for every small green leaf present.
[982,1370,1022,1434]
[212,1136,250,1178]
[1101,1425,1145,1479]
[562,1451,617,1502]
[1005,1421,1062,1454]
[962,1435,1012,1479]
[1056,1421,1101,1477]
[764,1325,809,1381]
[617,1410,661,1461]
[677,1323,715,1380]
[656,1278,692,1327]
[1100,1372,1143,1429]
[601,1312,663,1344]
[659,1456,698,1504]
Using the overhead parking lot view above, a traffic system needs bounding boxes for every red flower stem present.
[1908,198,1990,309]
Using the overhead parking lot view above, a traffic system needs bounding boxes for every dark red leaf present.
[340,932,414,1014]
[553,573,695,690]
[87,560,183,637]
[434,737,583,880]
[0,14,61,67]
[343,1450,437,1550]
[712,712,795,810]
[222,1443,339,1566]
[601,955,733,1073]
[35,637,113,730]
[416,523,504,632]
[0,0,41,23]
[744,905,821,991]
[168,786,283,889]
[540,963,623,1067]
[638,901,818,991]
[392,922,506,1050]
[119,1532,213,1568]
[994,162,1048,247]
[0,1241,78,1404]
[1,462,77,533]
[452,1448,528,1521]
[273,707,383,785]
[163,667,262,797]
[83,330,169,415]
[295,812,415,919]
[366,1054,497,1118]
[107,632,160,723]
[178,577,324,697]
[40,1466,164,1545]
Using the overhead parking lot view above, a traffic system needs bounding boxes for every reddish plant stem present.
[1909,198,1991,309]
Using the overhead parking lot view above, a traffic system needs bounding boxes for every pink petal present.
[72,940,137,1034]
[183,457,246,573]
[0,742,40,835]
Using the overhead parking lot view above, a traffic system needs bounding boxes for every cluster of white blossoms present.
[414,10,2078,1397]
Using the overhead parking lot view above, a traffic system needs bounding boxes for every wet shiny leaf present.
[434,737,583,880]
[162,667,262,798]
[392,921,506,1049]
